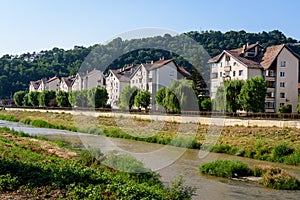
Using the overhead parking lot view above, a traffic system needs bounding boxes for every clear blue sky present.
[1,0,299,56]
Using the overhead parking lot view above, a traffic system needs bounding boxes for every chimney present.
[151,60,154,64]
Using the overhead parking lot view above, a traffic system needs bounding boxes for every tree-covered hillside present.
[0,30,299,99]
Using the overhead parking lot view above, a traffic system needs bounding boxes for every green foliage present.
[201,98,211,111]
[297,95,300,113]
[199,160,251,178]
[22,93,31,106]
[69,90,89,107]
[279,104,292,113]
[87,87,108,108]
[28,91,40,106]
[155,87,167,109]
[0,129,195,199]
[238,77,267,112]
[134,90,151,110]
[169,79,198,111]
[56,91,71,107]
[13,91,26,106]
[0,114,19,122]
[213,85,226,111]
[120,85,138,109]
[1,30,297,100]
[224,80,244,112]
[271,143,294,162]
[38,90,56,107]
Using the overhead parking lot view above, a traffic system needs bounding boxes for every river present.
[0,120,300,200]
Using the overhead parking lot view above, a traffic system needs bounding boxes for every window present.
[280,82,285,87]
[280,72,285,77]
[269,70,276,77]
[220,72,222,78]
[169,70,175,77]
[280,61,286,67]
[239,70,243,76]
[211,73,218,79]
[233,71,236,77]
[280,93,285,98]
[265,102,275,108]
[225,61,230,66]
[280,103,285,107]
[220,63,222,67]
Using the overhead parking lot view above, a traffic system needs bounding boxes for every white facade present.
[72,73,85,91]
[84,69,105,90]
[45,76,60,91]
[209,43,300,113]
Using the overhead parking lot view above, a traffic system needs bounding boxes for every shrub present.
[254,165,300,190]
[0,174,20,191]
[199,160,251,178]
[271,143,294,162]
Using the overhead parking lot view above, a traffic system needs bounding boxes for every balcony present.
[224,66,231,72]
[265,97,275,102]
[265,108,275,113]
[265,76,276,81]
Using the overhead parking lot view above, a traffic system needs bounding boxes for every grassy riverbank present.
[1,110,300,166]
[0,127,194,199]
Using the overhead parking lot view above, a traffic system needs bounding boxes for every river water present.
[0,120,300,200]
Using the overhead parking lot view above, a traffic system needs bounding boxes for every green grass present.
[199,160,251,178]
[0,127,195,199]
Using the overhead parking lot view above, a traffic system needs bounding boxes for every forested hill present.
[0,30,299,99]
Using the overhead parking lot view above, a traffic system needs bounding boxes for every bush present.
[199,160,251,178]
[271,143,294,162]
[279,104,292,113]
[253,165,300,190]
[0,174,20,191]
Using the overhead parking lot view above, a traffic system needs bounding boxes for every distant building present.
[130,58,190,108]
[59,76,75,92]
[106,65,136,108]
[45,76,60,92]
[209,42,300,113]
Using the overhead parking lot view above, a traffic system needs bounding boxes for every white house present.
[59,76,75,92]
[209,42,300,112]
[44,76,60,91]
[130,58,191,108]
[106,65,135,108]
[84,69,105,90]
[72,72,86,91]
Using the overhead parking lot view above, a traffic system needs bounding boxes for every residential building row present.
[209,42,300,113]
[29,58,190,108]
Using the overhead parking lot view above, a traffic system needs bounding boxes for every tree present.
[13,91,26,106]
[164,88,180,113]
[155,87,167,110]
[224,80,244,112]
[169,79,198,111]
[56,91,71,107]
[201,98,212,111]
[38,90,56,107]
[298,95,300,113]
[213,85,226,112]
[134,90,151,110]
[28,91,40,106]
[22,93,31,106]
[69,90,89,107]
[87,87,108,108]
[119,85,138,109]
[238,77,267,112]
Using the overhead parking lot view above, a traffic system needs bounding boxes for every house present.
[72,72,86,91]
[59,76,75,92]
[130,58,191,108]
[29,78,47,92]
[84,69,105,90]
[209,42,300,113]
[45,76,60,91]
[106,65,135,108]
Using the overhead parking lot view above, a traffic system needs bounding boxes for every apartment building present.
[209,42,300,112]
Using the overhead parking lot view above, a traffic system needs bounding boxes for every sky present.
[0,0,300,56]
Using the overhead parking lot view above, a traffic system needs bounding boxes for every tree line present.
[13,87,109,108]
[2,30,299,100]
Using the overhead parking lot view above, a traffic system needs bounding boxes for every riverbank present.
[0,127,194,199]
[1,110,300,166]
[5,107,300,128]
